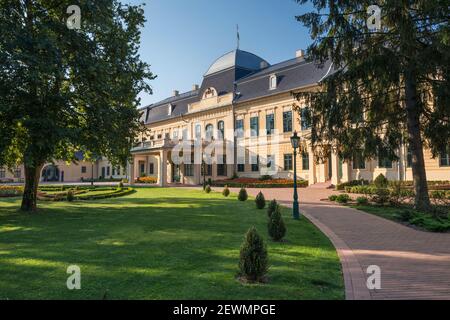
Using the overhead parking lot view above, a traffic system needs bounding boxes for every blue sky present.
[127,0,314,107]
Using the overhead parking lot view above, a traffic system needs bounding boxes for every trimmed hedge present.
[212,180,309,188]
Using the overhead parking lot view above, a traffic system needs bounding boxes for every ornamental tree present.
[0,1,154,211]
[294,1,449,211]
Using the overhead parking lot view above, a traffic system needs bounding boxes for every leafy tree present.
[294,1,449,211]
[0,1,154,211]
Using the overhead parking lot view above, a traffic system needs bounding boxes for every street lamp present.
[290,131,301,219]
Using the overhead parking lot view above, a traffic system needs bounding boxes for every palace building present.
[129,48,450,186]
[1,48,448,184]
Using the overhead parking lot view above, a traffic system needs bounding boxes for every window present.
[235,119,244,138]
[149,163,154,174]
[0,168,5,178]
[266,113,274,135]
[217,156,227,176]
[301,107,311,130]
[106,166,110,176]
[81,166,87,174]
[205,124,213,140]
[182,128,188,140]
[283,111,292,132]
[112,168,116,176]
[378,147,393,168]
[14,168,21,178]
[440,149,450,167]
[266,155,275,169]
[157,134,162,139]
[117,167,121,175]
[250,116,259,137]
[173,130,178,140]
[352,153,366,169]
[237,164,245,172]
[139,163,145,175]
[195,124,201,139]
[184,163,194,177]
[202,164,212,176]
[218,121,224,139]
[284,154,293,170]
[406,147,412,168]
[302,152,309,170]
[251,155,259,172]
[269,74,277,90]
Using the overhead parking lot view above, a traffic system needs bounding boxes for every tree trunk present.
[404,71,431,212]
[20,163,43,212]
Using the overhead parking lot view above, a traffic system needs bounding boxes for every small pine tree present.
[238,227,269,282]
[205,185,211,193]
[374,174,388,188]
[255,191,266,209]
[67,190,74,202]
[268,206,286,241]
[238,188,248,201]
[118,181,124,189]
[222,185,230,197]
[267,199,277,217]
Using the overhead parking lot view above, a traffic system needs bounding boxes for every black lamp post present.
[290,131,301,219]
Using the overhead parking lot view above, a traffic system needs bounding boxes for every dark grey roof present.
[234,58,334,103]
[142,50,335,124]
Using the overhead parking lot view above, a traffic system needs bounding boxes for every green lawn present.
[0,188,343,300]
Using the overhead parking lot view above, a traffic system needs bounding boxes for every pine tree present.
[294,1,449,212]
[268,206,286,241]
[238,188,248,201]
[267,199,278,217]
[255,191,266,209]
[238,227,269,282]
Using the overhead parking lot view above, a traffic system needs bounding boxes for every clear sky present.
[127,0,314,107]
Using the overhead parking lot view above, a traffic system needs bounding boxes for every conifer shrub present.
[118,181,124,189]
[222,185,230,197]
[374,173,389,188]
[267,199,277,217]
[238,188,248,201]
[255,191,266,209]
[238,227,268,282]
[268,206,286,241]
[205,185,211,193]
[356,196,369,205]
[67,190,74,202]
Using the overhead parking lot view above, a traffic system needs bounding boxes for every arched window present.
[205,124,214,140]
[217,121,224,139]
[195,124,201,139]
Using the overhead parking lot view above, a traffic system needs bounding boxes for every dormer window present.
[168,103,174,116]
[269,74,277,90]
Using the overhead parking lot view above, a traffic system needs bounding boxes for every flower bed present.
[38,186,135,201]
[135,176,157,184]
[0,186,23,197]
[211,178,308,188]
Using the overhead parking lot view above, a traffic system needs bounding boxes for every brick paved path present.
[207,186,450,300]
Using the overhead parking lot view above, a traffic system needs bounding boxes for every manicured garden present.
[0,187,343,299]
[330,174,450,232]
[211,177,309,188]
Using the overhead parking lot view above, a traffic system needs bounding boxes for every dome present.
[204,49,270,76]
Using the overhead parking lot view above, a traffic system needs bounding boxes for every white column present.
[159,150,168,187]
[308,147,316,185]
[129,157,135,185]
[331,151,340,185]
[342,160,351,183]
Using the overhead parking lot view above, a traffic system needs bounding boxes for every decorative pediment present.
[202,87,217,100]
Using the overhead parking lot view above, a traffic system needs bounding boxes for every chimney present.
[296,49,305,58]
[260,61,269,69]
[192,84,199,91]
[173,90,179,97]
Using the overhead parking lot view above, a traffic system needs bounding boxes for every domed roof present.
[204,49,270,76]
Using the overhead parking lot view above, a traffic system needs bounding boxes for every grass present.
[0,188,344,300]
[350,204,450,232]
